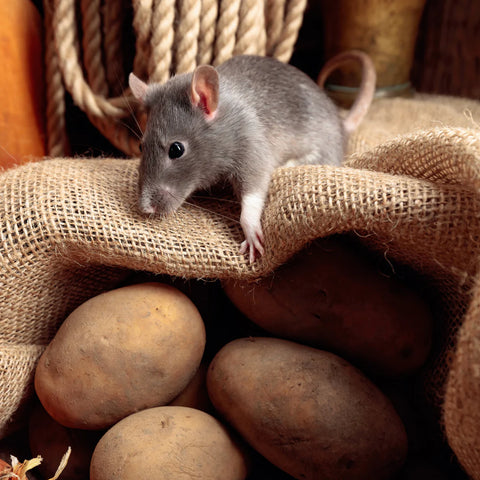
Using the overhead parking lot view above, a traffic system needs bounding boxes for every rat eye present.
[168,141,185,159]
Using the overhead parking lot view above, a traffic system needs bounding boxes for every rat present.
[128,51,376,263]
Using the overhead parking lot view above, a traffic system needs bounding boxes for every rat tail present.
[317,50,376,136]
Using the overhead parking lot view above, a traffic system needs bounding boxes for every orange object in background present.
[0,0,46,170]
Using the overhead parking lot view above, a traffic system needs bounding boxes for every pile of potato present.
[31,236,435,480]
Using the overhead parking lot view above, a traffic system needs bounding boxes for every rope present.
[266,0,286,55]
[234,0,266,56]
[51,0,124,118]
[44,0,69,156]
[197,0,218,65]
[148,0,175,83]
[103,0,126,96]
[132,0,153,77]
[213,0,241,65]
[44,0,308,157]
[175,0,202,74]
[273,0,308,62]
[81,0,108,96]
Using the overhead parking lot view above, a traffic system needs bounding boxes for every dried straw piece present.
[0,448,70,480]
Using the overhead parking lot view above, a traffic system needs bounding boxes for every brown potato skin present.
[223,236,433,377]
[90,406,250,480]
[169,363,213,413]
[207,337,408,480]
[34,283,206,429]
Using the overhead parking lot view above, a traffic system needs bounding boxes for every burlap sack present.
[1,94,480,476]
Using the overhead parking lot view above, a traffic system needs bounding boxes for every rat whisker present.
[116,118,143,141]
[182,199,241,224]
[124,96,144,138]
[163,189,240,224]
[112,67,145,137]
[0,145,18,163]
[191,194,240,205]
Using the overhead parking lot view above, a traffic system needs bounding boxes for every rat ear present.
[190,65,219,120]
[129,73,148,103]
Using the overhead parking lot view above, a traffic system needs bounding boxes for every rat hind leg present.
[281,119,346,167]
[284,145,344,167]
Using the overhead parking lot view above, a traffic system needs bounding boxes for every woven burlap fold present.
[1,94,480,477]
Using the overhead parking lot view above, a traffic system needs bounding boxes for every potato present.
[223,236,433,377]
[29,402,102,480]
[90,406,250,480]
[169,363,212,413]
[207,337,408,480]
[35,282,206,429]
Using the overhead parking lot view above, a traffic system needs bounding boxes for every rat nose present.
[138,185,175,216]
[138,199,157,215]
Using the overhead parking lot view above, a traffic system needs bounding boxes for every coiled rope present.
[43,0,308,157]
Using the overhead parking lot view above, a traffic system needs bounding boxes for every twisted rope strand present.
[272,0,307,62]
[44,0,69,156]
[266,0,286,55]
[175,0,202,73]
[132,0,153,77]
[103,0,126,96]
[234,0,266,56]
[214,0,242,65]
[258,1,268,55]
[197,0,218,65]
[148,0,176,83]
[81,0,109,95]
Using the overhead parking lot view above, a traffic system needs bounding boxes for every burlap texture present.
[2,94,480,476]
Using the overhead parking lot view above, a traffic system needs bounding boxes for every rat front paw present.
[239,229,265,264]
[239,192,266,263]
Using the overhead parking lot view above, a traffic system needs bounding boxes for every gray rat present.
[129,51,376,263]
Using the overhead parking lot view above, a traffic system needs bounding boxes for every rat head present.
[129,66,222,216]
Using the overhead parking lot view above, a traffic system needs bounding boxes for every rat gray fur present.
[129,54,372,262]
